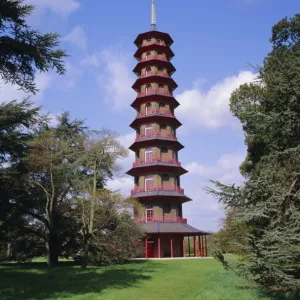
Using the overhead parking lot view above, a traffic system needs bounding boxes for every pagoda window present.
[159,102,166,112]
[147,37,151,42]
[145,103,152,115]
[157,39,162,45]
[163,204,171,215]
[173,150,177,160]
[145,148,153,162]
[171,127,175,136]
[145,67,151,76]
[162,174,170,189]
[157,51,163,56]
[146,205,154,222]
[158,84,164,94]
[161,147,168,159]
[175,176,180,187]
[178,204,182,217]
[160,124,167,135]
[158,66,163,72]
[145,124,152,136]
[146,52,151,60]
[134,177,139,186]
[145,176,154,191]
[145,84,152,95]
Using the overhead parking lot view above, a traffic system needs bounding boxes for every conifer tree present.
[0,0,67,93]
[207,14,300,291]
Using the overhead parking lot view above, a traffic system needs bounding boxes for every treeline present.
[0,0,142,269]
[208,14,300,293]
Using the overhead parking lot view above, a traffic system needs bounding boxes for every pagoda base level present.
[137,226,209,259]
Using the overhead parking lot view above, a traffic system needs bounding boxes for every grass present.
[0,259,295,300]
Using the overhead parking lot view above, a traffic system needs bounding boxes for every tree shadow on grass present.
[0,261,160,300]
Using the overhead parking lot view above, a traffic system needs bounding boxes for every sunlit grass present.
[0,259,291,300]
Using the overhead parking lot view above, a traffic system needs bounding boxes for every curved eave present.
[134,31,174,47]
[138,223,211,235]
[134,44,174,60]
[132,192,191,203]
[132,76,178,92]
[130,115,182,130]
[129,138,184,152]
[133,60,176,76]
[131,94,180,110]
[127,163,188,177]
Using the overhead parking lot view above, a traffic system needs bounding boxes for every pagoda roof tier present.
[133,59,176,76]
[134,31,174,47]
[138,222,211,236]
[131,94,180,110]
[127,161,188,177]
[130,114,182,130]
[131,190,191,203]
[134,44,174,61]
[129,136,184,152]
[132,76,178,92]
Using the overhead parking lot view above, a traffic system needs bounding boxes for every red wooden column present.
[205,235,208,257]
[198,235,201,257]
[145,237,148,259]
[158,235,161,258]
[188,236,191,257]
[182,236,185,257]
[201,235,204,257]
[193,236,196,257]
[170,236,174,258]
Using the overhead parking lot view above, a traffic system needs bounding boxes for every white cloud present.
[182,151,245,231]
[176,71,256,130]
[26,0,80,16]
[185,152,245,183]
[64,26,87,50]
[82,50,135,109]
[105,132,136,197]
[0,72,52,104]
[118,132,135,148]
[106,177,134,198]
[47,113,60,127]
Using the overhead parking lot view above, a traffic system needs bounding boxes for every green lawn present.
[0,259,292,300]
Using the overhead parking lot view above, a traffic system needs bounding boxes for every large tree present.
[0,99,44,260]
[76,130,129,269]
[0,0,67,93]
[207,14,300,291]
[25,114,86,267]
[0,0,67,261]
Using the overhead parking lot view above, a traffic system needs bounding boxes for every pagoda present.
[127,0,210,258]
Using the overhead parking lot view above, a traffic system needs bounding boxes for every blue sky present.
[2,0,299,231]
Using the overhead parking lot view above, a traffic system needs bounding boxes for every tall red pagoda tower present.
[127,0,210,258]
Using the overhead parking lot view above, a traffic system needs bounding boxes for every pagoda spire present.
[150,0,157,31]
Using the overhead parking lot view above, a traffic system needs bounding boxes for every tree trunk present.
[81,238,89,269]
[7,243,14,259]
[46,232,59,268]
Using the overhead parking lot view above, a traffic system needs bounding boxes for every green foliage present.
[0,107,142,268]
[207,14,300,292]
[0,0,67,93]
[87,212,143,266]
[0,99,40,164]
[211,209,249,254]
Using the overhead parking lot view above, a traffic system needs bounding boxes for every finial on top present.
[150,0,157,31]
